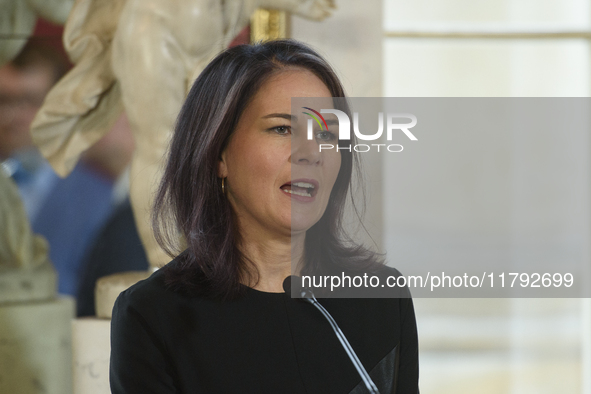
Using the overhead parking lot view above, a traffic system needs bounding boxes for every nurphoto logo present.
[302,107,418,153]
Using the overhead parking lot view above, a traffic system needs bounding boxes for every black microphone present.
[282,275,296,294]
[282,275,314,299]
[282,276,379,394]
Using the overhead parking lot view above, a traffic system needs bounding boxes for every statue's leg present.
[111,8,187,268]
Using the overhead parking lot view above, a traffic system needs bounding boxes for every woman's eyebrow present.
[262,113,296,121]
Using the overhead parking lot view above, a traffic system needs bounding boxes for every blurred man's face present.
[0,63,53,159]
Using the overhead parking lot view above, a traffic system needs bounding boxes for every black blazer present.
[110,259,419,393]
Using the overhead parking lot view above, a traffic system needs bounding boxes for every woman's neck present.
[240,231,305,293]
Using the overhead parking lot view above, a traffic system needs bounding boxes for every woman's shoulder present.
[113,256,186,315]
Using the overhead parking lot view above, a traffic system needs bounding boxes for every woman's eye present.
[315,131,337,141]
[272,126,291,135]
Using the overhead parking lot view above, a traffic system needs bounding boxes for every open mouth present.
[280,180,318,198]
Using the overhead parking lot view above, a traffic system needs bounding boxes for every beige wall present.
[384,1,591,393]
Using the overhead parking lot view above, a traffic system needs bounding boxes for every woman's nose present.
[291,133,321,165]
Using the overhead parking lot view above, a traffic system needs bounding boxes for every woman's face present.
[218,69,341,239]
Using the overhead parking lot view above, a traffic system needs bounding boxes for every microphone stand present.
[285,277,380,394]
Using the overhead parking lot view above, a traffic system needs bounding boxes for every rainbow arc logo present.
[302,107,328,131]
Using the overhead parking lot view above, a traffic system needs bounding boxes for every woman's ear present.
[217,151,228,178]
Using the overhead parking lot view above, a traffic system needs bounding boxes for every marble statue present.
[0,170,56,303]
[0,174,73,393]
[30,0,336,270]
[0,171,48,269]
[0,0,73,66]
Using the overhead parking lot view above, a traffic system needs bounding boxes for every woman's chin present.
[290,217,320,235]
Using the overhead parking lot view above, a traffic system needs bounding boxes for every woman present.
[110,39,419,393]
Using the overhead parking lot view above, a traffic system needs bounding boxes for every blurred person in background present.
[0,25,136,297]
[0,38,69,219]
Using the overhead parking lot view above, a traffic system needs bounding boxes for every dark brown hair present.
[152,39,381,300]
